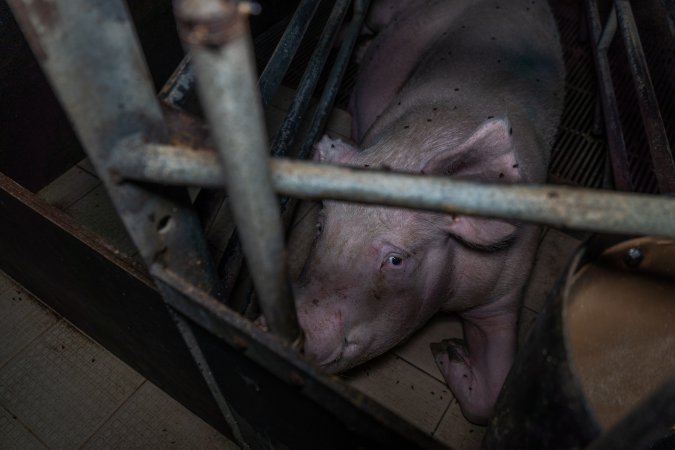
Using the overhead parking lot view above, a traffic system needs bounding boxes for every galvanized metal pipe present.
[258,0,322,107]
[585,0,633,191]
[111,145,675,239]
[614,0,675,194]
[174,0,300,344]
[270,0,352,157]
[6,0,247,441]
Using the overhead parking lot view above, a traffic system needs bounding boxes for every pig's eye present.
[384,254,404,268]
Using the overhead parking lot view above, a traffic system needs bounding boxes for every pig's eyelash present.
[451,232,518,253]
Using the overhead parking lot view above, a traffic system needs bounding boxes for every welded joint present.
[174,0,256,47]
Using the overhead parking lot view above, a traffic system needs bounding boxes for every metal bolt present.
[623,247,644,267]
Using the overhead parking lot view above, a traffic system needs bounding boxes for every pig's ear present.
[313,135,359,165]
[426,118,520,248]
[423,118,520,182]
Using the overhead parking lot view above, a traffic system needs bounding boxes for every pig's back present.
[353,0,565,176]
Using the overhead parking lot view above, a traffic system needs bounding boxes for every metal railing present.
[7,0,675,448]
[585,0,675,193]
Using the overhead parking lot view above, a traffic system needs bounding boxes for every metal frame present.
[6,0,675,448]
[585,0,675,193]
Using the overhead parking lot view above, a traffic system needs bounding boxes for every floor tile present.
[0,321,144,449]
[395,314,463,383]
[0,276,59,367]
[65,184,138,257]
[83,381,238,450]
[433,400,486,450]
[345,353,451,435]
[37,166,101,210]
[0,405,48,450]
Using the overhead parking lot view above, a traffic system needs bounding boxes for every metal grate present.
[549,5,608,188]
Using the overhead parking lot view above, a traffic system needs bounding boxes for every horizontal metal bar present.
[270,0,352,157]
[258,0,322,108]
[174,0,300,345]
[614,0,675,194]
[111,144,675,239]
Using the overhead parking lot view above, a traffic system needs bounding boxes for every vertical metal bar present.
[5,0,248,443]
[5,0,222,298]
[258,0,322,108]
[270,0,352,157]
[614,0,675,194]
[279,0,370,218]
[585,0,634,191]
[297,0,369,162]
[598,3,617,51]
[174,0,301,344]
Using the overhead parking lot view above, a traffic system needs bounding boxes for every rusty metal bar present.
[270,0,352,157]
[585,0,633,191]
[174,0,300,344]
[110,145,675,239]
[614,0,675,193]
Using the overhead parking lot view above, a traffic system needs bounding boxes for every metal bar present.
[174,0,300,344]
[258,0,322,107]
[598,3,617,51]
[5,0,223,298]
[614,0,675,194]
[586,373,675,450]
[158,54,195,108]
[110,145,675,239]
[169,310,249,449]
[278,0,369,220]
[270,0,352,157]
[585,0,633,191]
[151,265,449,450]
[297,0,368,162]
[5,0,250,443]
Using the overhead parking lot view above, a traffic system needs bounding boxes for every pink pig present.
[294,0,564,424]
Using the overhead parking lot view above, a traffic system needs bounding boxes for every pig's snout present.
[293,286,357,370]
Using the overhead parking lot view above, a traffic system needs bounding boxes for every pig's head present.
[295,116,523,372]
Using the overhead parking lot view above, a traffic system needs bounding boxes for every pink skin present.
[294,0,564,425]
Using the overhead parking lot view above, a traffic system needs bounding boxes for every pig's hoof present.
[430,339,493,425]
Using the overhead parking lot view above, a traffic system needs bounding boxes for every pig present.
[294,0,564,424]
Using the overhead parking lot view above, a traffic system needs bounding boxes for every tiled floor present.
[6,86,582,449]
[0,272,238,450]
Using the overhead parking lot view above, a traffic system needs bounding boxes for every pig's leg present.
[431,300,518,425]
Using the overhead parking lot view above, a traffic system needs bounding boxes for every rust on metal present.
[161,102,212,149]
[174,0,247,48]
